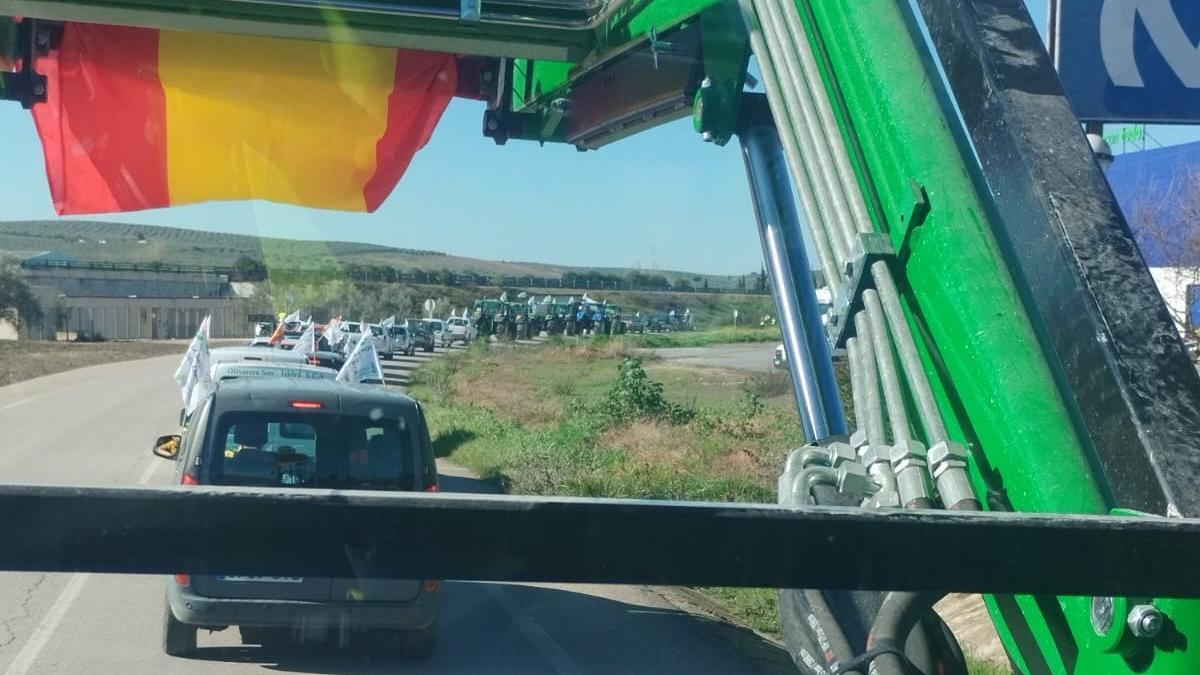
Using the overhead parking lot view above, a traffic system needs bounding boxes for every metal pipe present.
[739,120,846,442]
[778,0,875,236]
[746,0,851,267]
[852,311,888,446]
[739,1,844,301]
[862,290,910,441]
[846,337,868,431]
[871,262,949,443]
[757,0,856,258]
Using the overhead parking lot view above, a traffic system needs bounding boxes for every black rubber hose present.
[864,591,945,675]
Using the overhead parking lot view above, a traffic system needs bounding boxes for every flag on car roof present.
[31,22,457,215]
[337,332,385,385]
[292,322,318,358]
[173,315,212,416]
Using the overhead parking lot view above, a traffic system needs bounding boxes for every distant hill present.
[0,220,746,285]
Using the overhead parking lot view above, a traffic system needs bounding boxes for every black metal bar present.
[2,485,1200,597]
[910,0,1200,517]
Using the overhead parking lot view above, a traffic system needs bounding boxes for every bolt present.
[482,70,495,82]
[827,442,857,468]
[1127,604,1163,639]
[486,118,499,131]
[32,83,46,97]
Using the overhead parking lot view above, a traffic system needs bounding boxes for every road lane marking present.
[486,584,581,675]
[2,460,160,675]
[0,395,44,414]
[2,573,90,675]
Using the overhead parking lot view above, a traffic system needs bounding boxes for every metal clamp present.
[826,233,897,348]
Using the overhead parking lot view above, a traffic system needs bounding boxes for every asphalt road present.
[648,343,779,373]
[0,346,793,674]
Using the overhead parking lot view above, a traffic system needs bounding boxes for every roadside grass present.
[0,340,184,388]
[621,326,781,348]
[410,340,809,634]
[412,341,1005,672]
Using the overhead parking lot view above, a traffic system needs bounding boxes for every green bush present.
[596,357,694,426]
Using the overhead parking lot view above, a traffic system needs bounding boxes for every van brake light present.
[290,400,324,409]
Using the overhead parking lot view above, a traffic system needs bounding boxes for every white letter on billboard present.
[1101,0,1200,88]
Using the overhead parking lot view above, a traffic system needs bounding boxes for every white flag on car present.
[322,318,344,351]
[283,309,301,324]
[292,322,318,357]
[337,331,385,384]
[381,315,396,328]
[173,315,212,416]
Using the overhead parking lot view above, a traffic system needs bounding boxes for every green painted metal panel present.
[796,0,1200,672]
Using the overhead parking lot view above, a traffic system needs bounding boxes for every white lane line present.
[486,584,581,675]
[0,395,43,414]
[136,457,162,486]
[2,460,161,675]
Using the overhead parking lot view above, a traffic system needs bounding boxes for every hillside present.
[0,221,746,286]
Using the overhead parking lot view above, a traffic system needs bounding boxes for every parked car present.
[406,319,434,353]
[444,316,477,344]
[388,325,415,356]
[152,378,440,659]
[773,343,787,369]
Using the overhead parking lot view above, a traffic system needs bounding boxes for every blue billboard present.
[1057,0,1200,123]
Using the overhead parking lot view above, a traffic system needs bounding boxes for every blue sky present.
[0,0,1195,275]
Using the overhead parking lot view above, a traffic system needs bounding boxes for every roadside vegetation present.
[410,338,805,635]
[411,339,1008,674]
[0,340,183,387]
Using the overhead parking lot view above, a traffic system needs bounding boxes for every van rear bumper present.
[167,581,438,630]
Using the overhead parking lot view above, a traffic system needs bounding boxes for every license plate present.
[218,576,303,583]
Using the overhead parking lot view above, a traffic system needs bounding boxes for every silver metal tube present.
[739,123,847,442]
[777,0,875,235]
[760,0,857,254]
[747,0,851,266]
[871,262,949,443]
[853,310,887,445]
[740,1,844,300]
[228,0,625,29]
[846,337,868,432]
[862,290,911,442]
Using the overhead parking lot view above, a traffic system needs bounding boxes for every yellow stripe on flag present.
[158,30,397,210]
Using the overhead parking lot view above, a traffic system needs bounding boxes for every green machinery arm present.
[4,1,1200,673]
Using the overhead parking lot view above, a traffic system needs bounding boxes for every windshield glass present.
[4,4,1182,674]
[212,413,417,490]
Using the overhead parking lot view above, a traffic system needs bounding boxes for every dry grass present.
[0,340,184,388]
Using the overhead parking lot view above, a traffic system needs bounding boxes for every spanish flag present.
[32,23,458,215]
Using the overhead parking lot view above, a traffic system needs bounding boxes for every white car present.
[422,318,450,347]
[773,343,787,369]
[444,316,477,344]
[386,325,415,356]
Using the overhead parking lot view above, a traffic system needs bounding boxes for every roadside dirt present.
[0,341,185,388]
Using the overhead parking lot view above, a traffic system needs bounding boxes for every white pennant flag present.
[292,322,318,357]
[283,310,301,324]
[173,315,212,416]
[337,331,385,384]
[322,318,344,351]
[381,315,396,328]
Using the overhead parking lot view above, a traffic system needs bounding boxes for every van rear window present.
[209,413,419,490]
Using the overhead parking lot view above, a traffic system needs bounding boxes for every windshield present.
[211,413,419,490]
[4,4,1187,674]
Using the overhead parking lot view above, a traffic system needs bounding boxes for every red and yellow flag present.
[32,23,458,215]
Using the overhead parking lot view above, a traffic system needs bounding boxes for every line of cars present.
[152,327,442,660]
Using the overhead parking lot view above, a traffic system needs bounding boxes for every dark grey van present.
[152,378,440,659]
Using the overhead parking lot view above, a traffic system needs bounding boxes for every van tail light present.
[174,573,191,586]
[424,483,439,493]
[181,473,199,486]
[290,400,324,409]
[423,580,439,593]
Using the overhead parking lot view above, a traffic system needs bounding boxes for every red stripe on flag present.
[32,23,169,215]
[363,50,457,213]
